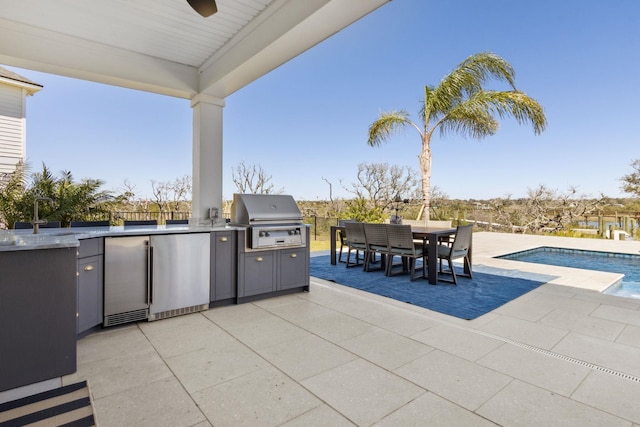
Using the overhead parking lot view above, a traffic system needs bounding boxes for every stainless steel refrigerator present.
[104,236,150,326]
[104,233,210,326]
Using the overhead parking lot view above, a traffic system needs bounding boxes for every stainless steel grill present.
[230,194,306,249]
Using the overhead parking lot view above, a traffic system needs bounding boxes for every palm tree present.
[368,52,547,219]
[0,163,113,228]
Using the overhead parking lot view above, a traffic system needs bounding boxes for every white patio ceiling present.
[0,0,389,99]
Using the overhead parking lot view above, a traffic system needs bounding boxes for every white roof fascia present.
[199,0,390,98]
[0,75,42,95]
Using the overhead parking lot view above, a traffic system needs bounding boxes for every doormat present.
[310,255,546,320]
[0,381,96,427]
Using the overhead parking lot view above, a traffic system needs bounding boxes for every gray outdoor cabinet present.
[0,247,77,392]
[77,237,104,335]
[238,249,277,299]
[210,230,237,306]
[236,227,310,303]
[278,245,309,291]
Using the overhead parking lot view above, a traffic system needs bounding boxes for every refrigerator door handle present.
[148,244,153,305]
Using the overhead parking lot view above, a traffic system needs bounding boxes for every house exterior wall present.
[0,84,26,175]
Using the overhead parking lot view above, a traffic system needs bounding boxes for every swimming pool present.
[496,247,640,300]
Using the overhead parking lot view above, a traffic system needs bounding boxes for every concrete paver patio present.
[8,232,640,426]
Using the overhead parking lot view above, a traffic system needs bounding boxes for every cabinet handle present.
[290,253,297,258]
[256,257,263,262]
[219,236,228,242]
[84,265,94,271]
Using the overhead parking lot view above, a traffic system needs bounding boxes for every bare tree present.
[322,177,334,203]
[117,179,137,205]
[319,177,347,218]
[151,175,192,211]
[232,162,281,194]
[621,159,640,197]
[168,175,192,211]
[493,185,605,233]
[151,180,171,212]
[345,162,421,212]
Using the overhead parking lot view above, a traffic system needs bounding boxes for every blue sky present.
[9,0,640,202]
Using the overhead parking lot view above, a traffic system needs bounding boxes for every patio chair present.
[386,224,427,281]
[436,224,473,284]
[363,223,389,272]
[337,219,354,263]
[344,221,367,268]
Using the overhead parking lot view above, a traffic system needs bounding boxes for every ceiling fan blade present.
[187,0,218,17]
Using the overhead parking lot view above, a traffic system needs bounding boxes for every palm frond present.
[435,90,546,140]
[478,91,547,135]
[439,108,499,139]
[468,90,547,135]
[427,52,517,121]
[367,110,421,146]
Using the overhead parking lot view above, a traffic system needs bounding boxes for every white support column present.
[190,94,225,226]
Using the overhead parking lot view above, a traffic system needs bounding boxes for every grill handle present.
[249,217,303,223]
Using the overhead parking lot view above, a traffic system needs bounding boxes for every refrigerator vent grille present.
[104,308,149,327]
[148,303,209,322]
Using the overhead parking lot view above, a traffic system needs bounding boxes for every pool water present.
[497,247,640,300]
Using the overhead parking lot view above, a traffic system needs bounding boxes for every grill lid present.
[230,194,303,225]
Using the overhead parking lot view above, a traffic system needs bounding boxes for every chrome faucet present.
[33,197,53,234]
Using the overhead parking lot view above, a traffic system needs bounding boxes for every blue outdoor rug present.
[310,255,546,320]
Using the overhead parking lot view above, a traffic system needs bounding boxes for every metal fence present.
[303,216,341,241]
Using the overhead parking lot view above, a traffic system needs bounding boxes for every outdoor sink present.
[0,235,16,246]
[8,232,81,246]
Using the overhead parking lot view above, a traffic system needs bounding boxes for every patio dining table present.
[329,225,472,285]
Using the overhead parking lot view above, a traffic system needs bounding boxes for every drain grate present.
[462,326,640,384]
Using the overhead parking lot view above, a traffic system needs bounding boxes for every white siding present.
[0,85,25,175]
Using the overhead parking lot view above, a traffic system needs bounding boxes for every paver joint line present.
[449,322,640,384]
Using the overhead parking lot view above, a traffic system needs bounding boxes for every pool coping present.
[470,232,633,293]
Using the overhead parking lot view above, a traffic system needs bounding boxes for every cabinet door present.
[149,233,210,315]
[77,255,103,334]
[279,247,308,290]
[104,236,149,317]
[239,251,276,297]
[211,231,236,301]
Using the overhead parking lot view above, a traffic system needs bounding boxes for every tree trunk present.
[419,133,432,221]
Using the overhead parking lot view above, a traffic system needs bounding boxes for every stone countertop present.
[0,225,243,252]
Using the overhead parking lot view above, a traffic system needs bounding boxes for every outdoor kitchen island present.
[0,217,310,397]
